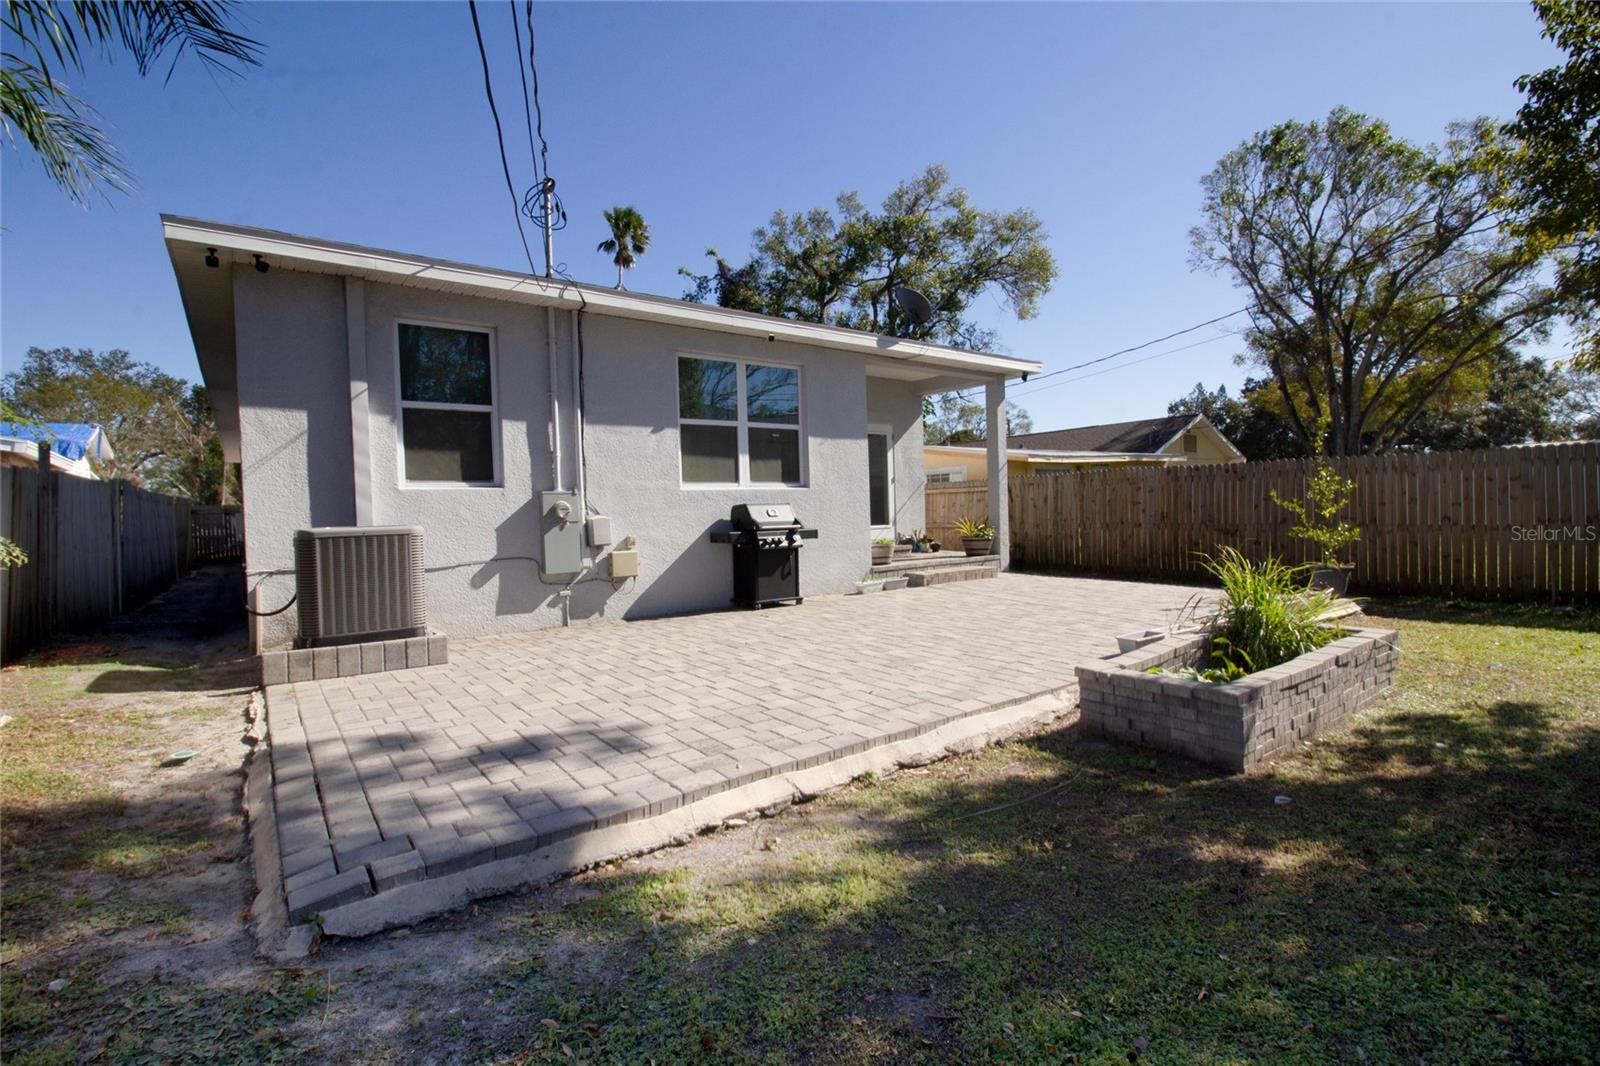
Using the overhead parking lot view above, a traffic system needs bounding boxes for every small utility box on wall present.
[539,491,582,577]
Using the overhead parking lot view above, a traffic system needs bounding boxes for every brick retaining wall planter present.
[1075,625,1399,773]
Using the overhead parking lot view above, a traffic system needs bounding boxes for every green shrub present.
[1199,547,1341,679]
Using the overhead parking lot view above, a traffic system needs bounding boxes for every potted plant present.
[853,570,885,594]
[871,537,895,566]
[954,517,996,558]
[1270,447,1360,595]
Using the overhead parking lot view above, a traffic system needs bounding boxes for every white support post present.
[345,277,373,525]
[985,377,1009,569]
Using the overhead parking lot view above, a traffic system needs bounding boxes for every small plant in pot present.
[853,569,885,594]
[1271,446,1360,596]
[954,517,996,557]
[870,537,895,566]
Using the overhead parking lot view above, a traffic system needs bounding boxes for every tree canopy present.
[1505,0,1600,369]
[1191,107,1560,456]
[2,346,230,501]
[681,164,1057,351]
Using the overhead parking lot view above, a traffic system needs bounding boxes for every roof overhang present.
[163,216,1042,436]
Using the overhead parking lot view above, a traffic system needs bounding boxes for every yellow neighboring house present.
[924,414,1244,483]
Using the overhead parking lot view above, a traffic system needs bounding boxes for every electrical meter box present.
[539,491,582,577]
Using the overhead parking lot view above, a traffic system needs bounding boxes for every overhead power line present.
[950,307,1251,403]
[1007,333,1231,400]
[1019,306,1250,386]
[467,0,537,275]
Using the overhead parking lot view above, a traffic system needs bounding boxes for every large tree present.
[682,164,1057,350]
[1,346,226,500]
[1167,380,1304,461]
[1505,1,1599,370]
[1191,108,1560,456]
[1,0,261,205]
[923,392,1032,446]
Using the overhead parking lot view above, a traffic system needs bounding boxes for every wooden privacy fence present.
[1,467,203,663]
[927,442,1600,603]
[190,505,243,563]
[924,480,989,546]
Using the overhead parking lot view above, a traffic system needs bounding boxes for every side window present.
[398,322,498,484]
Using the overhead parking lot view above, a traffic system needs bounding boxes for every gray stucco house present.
[163,217,1038,650]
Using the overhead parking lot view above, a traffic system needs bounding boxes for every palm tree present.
[2,1,262,205]
[597,206,650,289]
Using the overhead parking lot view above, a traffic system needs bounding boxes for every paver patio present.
[263,574,1208,928]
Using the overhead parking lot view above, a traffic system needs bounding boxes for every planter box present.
[1075,626,1399,773]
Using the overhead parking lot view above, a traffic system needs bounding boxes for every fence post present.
[112,481,125,614]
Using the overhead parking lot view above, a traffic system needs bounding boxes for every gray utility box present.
[539,491,583,577]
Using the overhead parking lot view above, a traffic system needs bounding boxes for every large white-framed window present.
[395,319,501,486]
[867,425,894,531]
[678,354,804,486]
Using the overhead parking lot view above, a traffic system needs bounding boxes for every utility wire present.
[509,0,540,186]
[1024,306,1249,385]
[467,0,538,275]
[953,306,1250,401]
[1008,333,1228,399]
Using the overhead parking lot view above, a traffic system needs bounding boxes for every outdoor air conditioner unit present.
[294,526,426,647]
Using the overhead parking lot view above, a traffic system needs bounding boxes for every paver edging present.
[309,689,1075,941]
[241,690,320,961]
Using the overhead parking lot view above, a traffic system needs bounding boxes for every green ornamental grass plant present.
[1177,547,1342,682]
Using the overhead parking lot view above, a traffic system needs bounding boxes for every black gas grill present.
[709,504,819,608]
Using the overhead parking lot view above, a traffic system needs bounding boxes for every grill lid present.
[730,503,801,530]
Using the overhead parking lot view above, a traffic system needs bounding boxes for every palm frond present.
[0,60,131,204]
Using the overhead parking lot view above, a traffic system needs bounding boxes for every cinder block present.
[260,651,288,688]
[405,636,428,669]
[426,635,449,665]
[360,641,385,675]
[336,644,361,677]
[312,647,338,679]
[384,640,406,672]
[288,650,314,683]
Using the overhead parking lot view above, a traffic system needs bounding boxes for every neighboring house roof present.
[970,414,1245,463]
[162,216,1043,461]
[0,422,114,479]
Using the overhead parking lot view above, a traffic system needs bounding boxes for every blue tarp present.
[0,422,115,462]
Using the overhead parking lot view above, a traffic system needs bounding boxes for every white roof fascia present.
[161,217,1042,381]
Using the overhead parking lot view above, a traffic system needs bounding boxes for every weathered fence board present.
[0,468,213,663]
[926,442,1600,603]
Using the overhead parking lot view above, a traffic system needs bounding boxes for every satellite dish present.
[892,286,935,330]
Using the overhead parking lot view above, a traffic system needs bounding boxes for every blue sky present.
[0,1,1564,430]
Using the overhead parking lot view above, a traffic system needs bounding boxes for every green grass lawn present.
[466,599,1600,1065]
[3,598,1597,1064]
